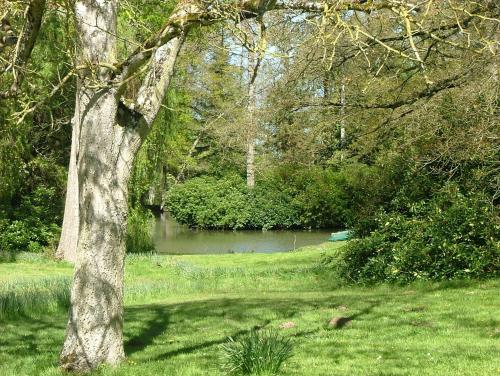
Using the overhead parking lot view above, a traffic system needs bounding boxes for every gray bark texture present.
[339,80,346,148]
[245,19,264,190]
[55,85,81,263]
[246,73,256,190]
[60,86,134,372]
[59,1,184,371]
[59,1,125,371]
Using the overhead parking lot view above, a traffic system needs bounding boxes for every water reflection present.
[153,214,332,255]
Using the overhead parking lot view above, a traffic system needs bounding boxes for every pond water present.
[152,215,332,255]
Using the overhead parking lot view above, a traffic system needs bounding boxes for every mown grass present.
[0,242,499,375]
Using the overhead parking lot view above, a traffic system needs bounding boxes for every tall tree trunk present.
[246,139,256,188]
[339,76,346,160]
[56,85,81,263]
[339,79,346,147]
[245,18,265,190]
[60,87,140,372]
[59,1,184,370]
[246,64,256,189]
[59,1,127,371]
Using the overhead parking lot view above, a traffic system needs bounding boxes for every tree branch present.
[122,33,185,135]
[0,0,46,99]
[113,0,392,86]
[291,72,466,112]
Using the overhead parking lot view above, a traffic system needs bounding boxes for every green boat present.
[328,230,351,242]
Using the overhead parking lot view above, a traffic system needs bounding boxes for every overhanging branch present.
[113,0,393,86]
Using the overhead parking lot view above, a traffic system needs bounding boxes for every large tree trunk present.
[59,87,141,372]
[59,0,184,370]
[59,1,128,371]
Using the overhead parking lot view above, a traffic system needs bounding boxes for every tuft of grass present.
[0,277,71,319]
[220,329,293,375]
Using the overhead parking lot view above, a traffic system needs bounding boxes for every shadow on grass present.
[125,305,171,354]
[152,325,268,361]
[323,303,378,329]
[123,296,380,361]
[0,293,410,366]
[1,280,498,375]
[0,313,67,363]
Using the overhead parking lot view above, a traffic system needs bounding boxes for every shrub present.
[331,185,499,283]
[290,168,347,229]
[250,178,300,230]
[333,160,413,235]
[165,174,251,229]
[220,329,293,376]
[165,169,349,230]
[0,186,62,255]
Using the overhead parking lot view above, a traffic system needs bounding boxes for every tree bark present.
[56,85,81,263]
[60,87,139,372]
[59,1,184,370]
[59,1,127,371]
[246,74,256,189]
[244,18,265,190]
[339,75,346,161]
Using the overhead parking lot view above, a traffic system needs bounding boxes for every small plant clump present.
[220,329,293,375]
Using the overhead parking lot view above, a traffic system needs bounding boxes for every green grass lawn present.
[0,242,499,375]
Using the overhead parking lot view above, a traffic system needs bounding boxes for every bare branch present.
[113,0,394,86]
[0,0,46,99]
[291,72,467,112]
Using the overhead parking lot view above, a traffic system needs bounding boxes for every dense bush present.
[329,185,499,283]
[285,167,347,229]
[0,186,62,256]
[165,174,251,229]
[165,170,348,230]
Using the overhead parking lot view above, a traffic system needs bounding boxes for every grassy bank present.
[0,243,499,375]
